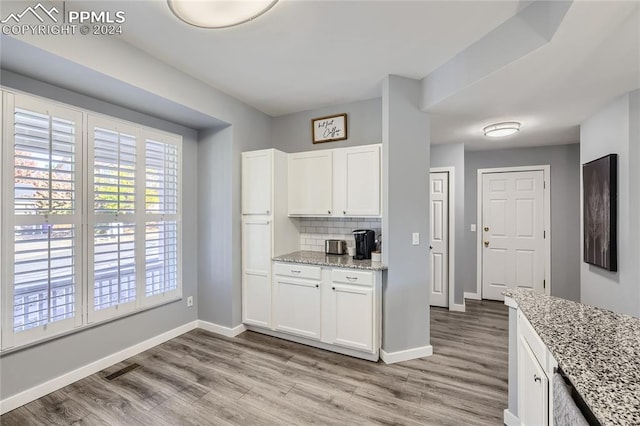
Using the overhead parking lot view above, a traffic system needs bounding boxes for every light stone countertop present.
[273,250,387,271]
[504,288,640,426]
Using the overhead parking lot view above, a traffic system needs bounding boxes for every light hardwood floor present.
[1,300,508,425]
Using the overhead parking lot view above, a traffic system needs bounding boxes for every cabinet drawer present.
[274,263,322,280]
[331,269,373,286]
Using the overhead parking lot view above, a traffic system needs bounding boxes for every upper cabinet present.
[337,145,381,217]
[242,149,272,215]
[288,150,333,216]
[288,144,381,218]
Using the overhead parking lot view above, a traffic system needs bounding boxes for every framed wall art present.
[583,153,617,271]
[311,113,347,144]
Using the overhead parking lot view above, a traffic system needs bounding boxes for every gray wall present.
[271,98,381,153]
[0,71,200,399]
[464,143,581,302]
[2,36,274,331]
[580,90,640,317]
[430,143,465,306]
[382,76,431,353]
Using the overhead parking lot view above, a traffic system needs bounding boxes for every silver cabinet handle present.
[291,270,301,274]
[534,374,541,383]
[346,276,358,282]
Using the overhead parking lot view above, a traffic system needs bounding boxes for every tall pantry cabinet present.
[241,149,298,328]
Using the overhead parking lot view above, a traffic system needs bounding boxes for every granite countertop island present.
[504,288,640,426]
[273,250,387,271]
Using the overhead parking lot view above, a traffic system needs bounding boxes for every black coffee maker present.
[352,229,375,260]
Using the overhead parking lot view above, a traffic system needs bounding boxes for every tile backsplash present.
[297,217,382,252]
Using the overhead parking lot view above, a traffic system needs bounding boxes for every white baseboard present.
[197,320,246,338]
[380,345,433,364]
[464,291,481,300]
[449,303,466,312]
[0,320,198,415]
[503,409,520,426]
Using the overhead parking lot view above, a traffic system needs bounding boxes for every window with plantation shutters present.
[1,92,182,351]
[88,116,140,322]
[2,94,83,349]
[143,135,181,304]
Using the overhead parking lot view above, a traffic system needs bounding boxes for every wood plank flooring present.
[1,300,508,425]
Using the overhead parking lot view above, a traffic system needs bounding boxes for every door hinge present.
[544,181,546,189]
[543,279,546,289]
[544,230,546,239]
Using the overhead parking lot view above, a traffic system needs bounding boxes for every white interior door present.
[430,172,449,307]
[482,171,545,300]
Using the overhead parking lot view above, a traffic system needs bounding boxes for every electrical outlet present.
[187,296,194,307]
[412,232,420,245]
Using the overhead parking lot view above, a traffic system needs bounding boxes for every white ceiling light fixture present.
[483,121,521,138]
[167,0,279,29]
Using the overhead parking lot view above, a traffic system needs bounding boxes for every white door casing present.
[480,169,546,300]
[430,171,449,307]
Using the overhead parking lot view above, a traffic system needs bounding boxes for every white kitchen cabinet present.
[516,310,552,426]
[242,150,272,215]
[518,334,549,426]
[242,219,272,327]
[325,268,378,353]
[241,149,299,329]
[267,262,382,360]
[288,150,333,216]
[330,283,374,351]
[273,274,322,340]
[288,144,381,217]
[334,145,381,217]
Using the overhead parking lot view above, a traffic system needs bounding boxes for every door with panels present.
[482,171,545,300]
[429,172,449,307]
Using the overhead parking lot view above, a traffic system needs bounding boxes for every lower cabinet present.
[260,262,381,360]
[273,276,322,340]
[518,332,549,425]
[241,219,272,328]
[329,283,373,352]
[516,309,555,426]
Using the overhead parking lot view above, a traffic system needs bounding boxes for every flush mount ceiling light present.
[167,0,278,29]
[483,121,521,138]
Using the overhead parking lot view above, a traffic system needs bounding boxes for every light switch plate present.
[412,232,420,245]
[470,224,476,232]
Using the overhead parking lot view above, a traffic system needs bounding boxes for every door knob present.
[484,226,489,232]
[484,240,490,247]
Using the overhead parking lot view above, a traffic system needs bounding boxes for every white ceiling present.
[112,0,525,116]
[8,1,640,150]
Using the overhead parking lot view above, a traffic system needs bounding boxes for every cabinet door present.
[242,150,272,215]
[242,219,272,327]
[518,335,549,426]
[274,277,321,339]
[330,283,374,352]
[343,146,381,216]
[288,151,333,215]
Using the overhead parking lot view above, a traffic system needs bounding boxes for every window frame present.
[1,89,183,352]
